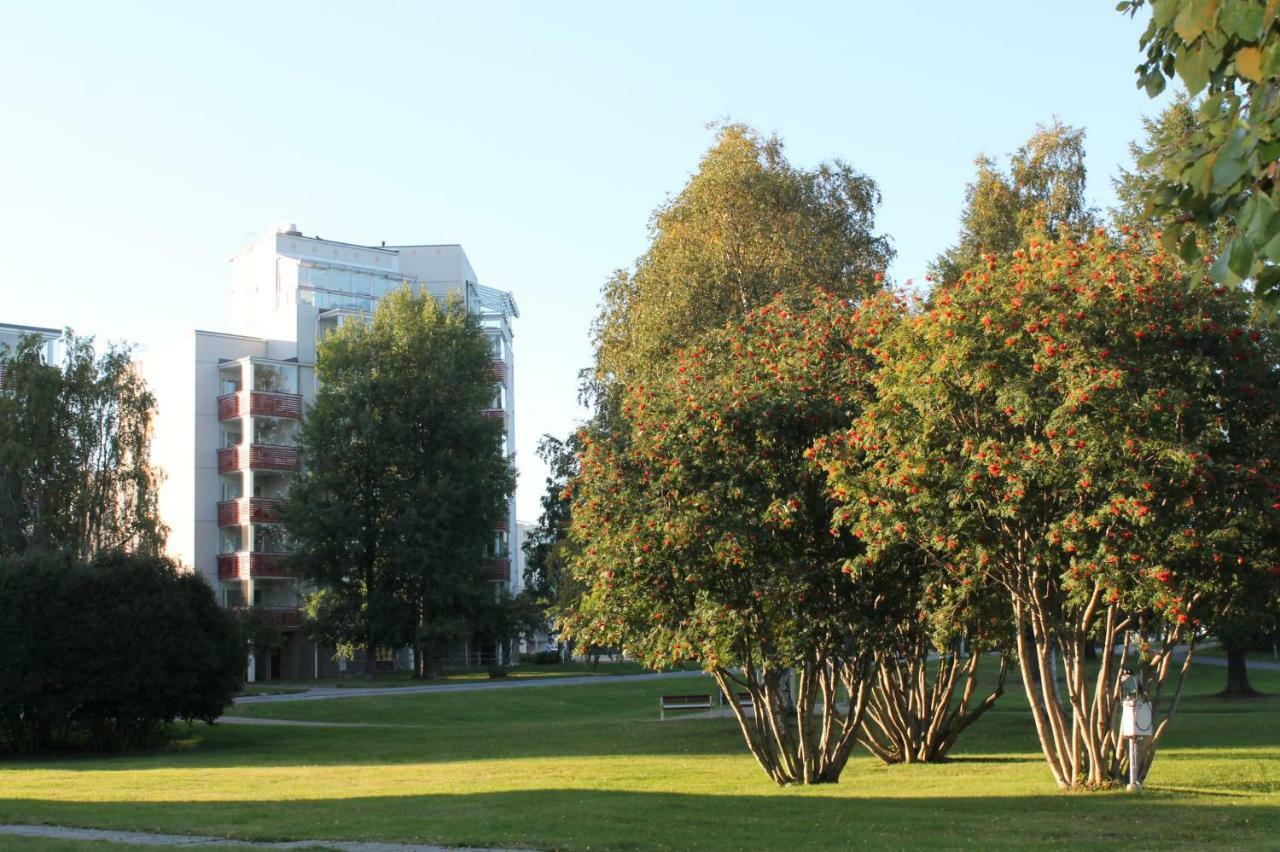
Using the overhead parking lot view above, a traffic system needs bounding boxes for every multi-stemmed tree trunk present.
[858,637,1007,765]
[1011,582,1197,789]
[710,652,873,785]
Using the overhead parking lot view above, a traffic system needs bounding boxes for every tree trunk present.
[363,627,376,678]
[711,653,872,786]
[1012,581,1197,790]
[859,641,1007,765]
[1218,643,1260,697]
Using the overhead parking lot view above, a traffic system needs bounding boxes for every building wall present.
[147,226,519,678]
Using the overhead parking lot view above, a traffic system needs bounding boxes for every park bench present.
[659,693,715,720]
[720,690,753,712]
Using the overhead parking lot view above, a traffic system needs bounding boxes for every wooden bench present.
[720,690,753,711]
[659,693,715,720]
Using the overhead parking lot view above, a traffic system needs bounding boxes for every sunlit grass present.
[1,664,1277,850]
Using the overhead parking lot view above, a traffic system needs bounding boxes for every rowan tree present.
[567,287,1006,782]
[820,229,1280,788]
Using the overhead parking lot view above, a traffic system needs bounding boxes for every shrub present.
[524,650,562,665]
[0,550,243,754]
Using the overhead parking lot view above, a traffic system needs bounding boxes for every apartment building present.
[143,225,518,680]
[0,322,61,373]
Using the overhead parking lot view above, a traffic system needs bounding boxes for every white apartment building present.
[0,322,61,370]
[143,225,518,680]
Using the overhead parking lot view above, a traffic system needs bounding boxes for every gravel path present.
[0,824,522,850]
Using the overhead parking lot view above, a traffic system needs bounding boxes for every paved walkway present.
[233,670,705,705]
[1188,654,1280,672]
[0,824,521,851]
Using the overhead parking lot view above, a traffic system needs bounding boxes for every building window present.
[254,363,297,394]
[491,530,509,559]
[219,527,242,554]
[223,585,245,608]
[254,525,290,554]
[254,417,297,447]
[221,475,242,501]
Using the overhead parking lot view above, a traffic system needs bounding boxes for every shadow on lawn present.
[1,787,1277,851]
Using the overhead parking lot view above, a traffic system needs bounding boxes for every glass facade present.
[297,262,410,314]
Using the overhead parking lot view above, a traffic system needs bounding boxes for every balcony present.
[233,606,303,630]
[217,390,303,421]
[217,444,300,474]
[483,558,511,583]
[217,497,285,527]
[262,607,303,629]
[217,552,298,581]
[482,408,505,421]
[491,360,507,383]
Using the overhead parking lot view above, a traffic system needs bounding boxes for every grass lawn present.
[235,660,691,695]
[1,662,1277,850]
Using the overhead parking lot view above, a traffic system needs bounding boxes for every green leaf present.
[1177,41,1214,95]
[1253,264,1280,305]
[1220,0,1265,38]
[1211,238,1234,281]
[1211,149,1250,191]
[1244,193,1280,243]
[1180,231,1203,262]
[1155,0,1182,27]
[1185,150,1217,194]
[1228,234,1255,279]
[1259,228,1280,262]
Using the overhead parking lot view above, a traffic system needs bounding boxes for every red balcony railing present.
[491,360,507,383]
[493,513,509,531]
[232,606,303,630]
[217,497,285,527]
[217,552,298,581]
[217,393,242,420]
[482,408,504,420]
[217,390,303,422]
[216,444,300,474]
[483,558,511,583]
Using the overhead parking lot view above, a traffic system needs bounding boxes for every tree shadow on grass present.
[0,788,1277,851]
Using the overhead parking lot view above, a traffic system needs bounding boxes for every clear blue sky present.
[0,2,1170,522]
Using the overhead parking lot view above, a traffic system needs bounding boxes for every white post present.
[1128,736,1141,791]
[247,651,257,683]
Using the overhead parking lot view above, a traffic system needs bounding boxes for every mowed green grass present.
[236,659,689,695]
[1,663,1277,850]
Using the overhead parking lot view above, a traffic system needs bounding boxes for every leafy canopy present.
[0,331,163,559]
[592,123,892,388]
[1122,0,1280,303]
[824,229,1280,628]
[931,120,1095,285]
[285,288,514,674]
